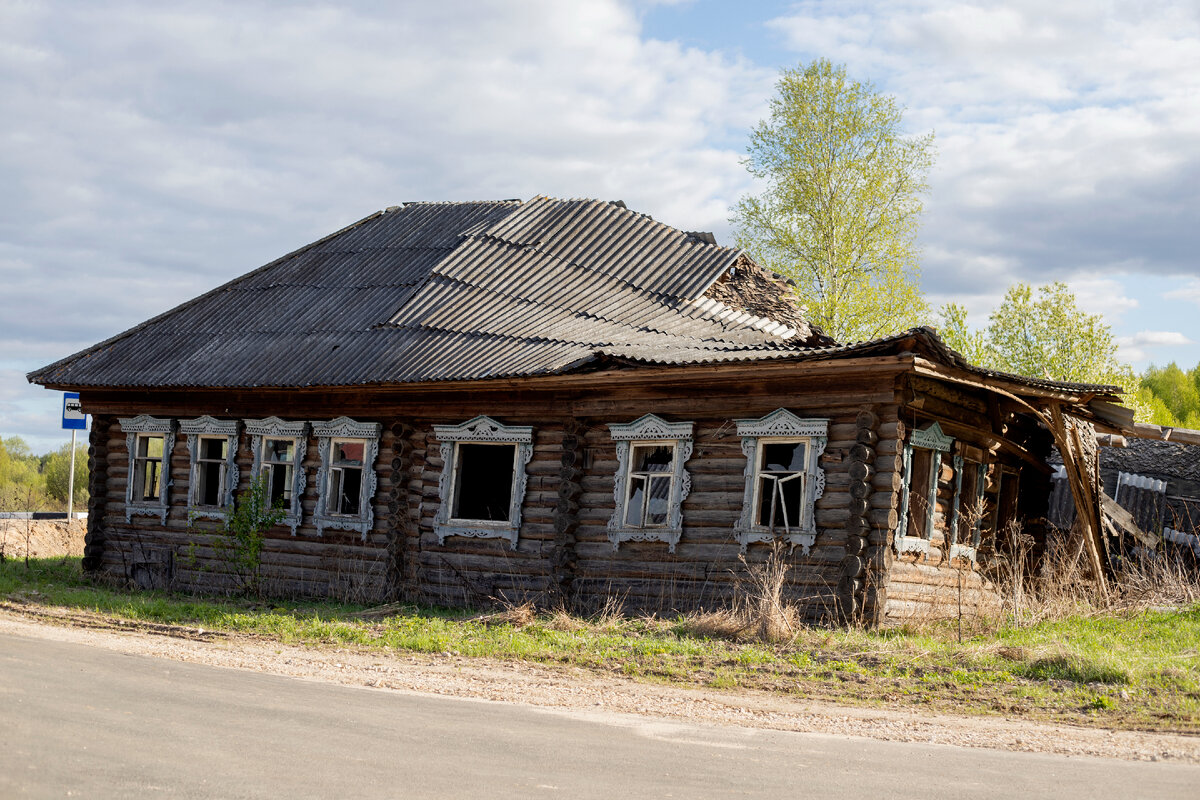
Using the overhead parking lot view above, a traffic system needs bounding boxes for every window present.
[607,415,693,552]
[181,416,239,520]
[734,409,828,553]
[947,455,987,562]
[896,421,953,555]
[312,417,381,538]
[244,417,308,534]
[118,415,175,523]
[433,416,534,549]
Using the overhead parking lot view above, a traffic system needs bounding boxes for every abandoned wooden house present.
[28,196,1128,625]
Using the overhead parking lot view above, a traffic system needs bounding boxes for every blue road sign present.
[62,392,86,430]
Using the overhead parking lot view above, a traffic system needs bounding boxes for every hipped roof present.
[27,196,1123,401]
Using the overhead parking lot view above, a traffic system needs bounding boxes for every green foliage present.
[731,59,935,343]
[42,443,89,506]
[937,282,1144,418]
[209,474,285,597]
[1139,362,1200,428]
[0,436,52,510]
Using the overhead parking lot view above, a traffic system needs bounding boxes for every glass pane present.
[762,441,806,472]
[201,437,227,460]
[335,440,365,466]
[633,444,673,473]
[646,475,671,525]
[266,438,294,462]
[452,443,516,522]
[139,436,164,459]
[625,475,646,527]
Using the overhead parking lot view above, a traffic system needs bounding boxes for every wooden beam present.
[1047,403,1109,595]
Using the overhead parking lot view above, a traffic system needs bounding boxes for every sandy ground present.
[0,519,85,560]
[1,602,1196,764]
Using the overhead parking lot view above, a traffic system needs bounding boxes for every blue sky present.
[3,0,1199,452]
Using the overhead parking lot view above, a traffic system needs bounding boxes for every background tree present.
[731,59,935,343]
[1139,362,1200,428]
[43,442,89,508]
[938,282,1144,418]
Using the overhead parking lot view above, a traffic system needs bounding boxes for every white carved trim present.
[949,543,978,563]
[608,414,693,442]
[310,418,382,539]
[433,415,533,444]
[245,418,309,534]
[733,410,828,553]
[734,408,829,439]
[606,419,694,553]
[896,536,931,555]
[947,454,965,547]
[181,417,240,521]
[910,421,953,452]
[119,416,175,524]
[434,418,534,549]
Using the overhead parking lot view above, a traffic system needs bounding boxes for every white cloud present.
[1116,330,1195,363]
[769,1,1200,297]
[1165,277,1200,307]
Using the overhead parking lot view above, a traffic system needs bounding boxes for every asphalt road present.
[1,632,1197,799]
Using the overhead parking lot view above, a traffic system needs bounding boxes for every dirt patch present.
[0,519,86,560]
[1,602,1196,764]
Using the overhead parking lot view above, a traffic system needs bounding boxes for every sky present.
[2,0,1199,452]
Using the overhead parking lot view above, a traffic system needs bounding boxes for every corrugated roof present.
[27,197,1127,399]
[28,198,818,389]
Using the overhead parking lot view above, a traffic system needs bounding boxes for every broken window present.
[262,438,297,510]
[119,415,175,524]
[181,417,241,519]
[451,443,516,522]
[433,416,534,549]
[311,417,381,538]
[755,440,809,532]
[733,409,828,553]
[245,417,308,534]
[194,437,227,507]
[896,422,954,555]
[606,415,694,552]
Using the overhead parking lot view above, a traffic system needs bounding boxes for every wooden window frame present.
[311,417,382,539]
[432,416,534,550]
[244,417,308,535]
[119,415,175,524]
[180,416,239,521]
[734,409,828,553]
[947,454,988,563]
[895,421,954,556]
[607,415,694,553]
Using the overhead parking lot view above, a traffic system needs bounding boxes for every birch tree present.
[731,60,934,343]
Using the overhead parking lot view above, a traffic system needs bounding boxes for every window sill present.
[126,502,169,525]
[315,512,372,539]
[735,527,815,554]
[607,526,682,552]
[894,535,931,556]
[186,506,227,522]
[948,543,978,563]
[436,522,519,549]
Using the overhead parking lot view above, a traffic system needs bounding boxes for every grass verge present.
[2,557,1198,732]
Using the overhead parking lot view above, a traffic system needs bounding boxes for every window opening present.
[451,443,516,522]
[134,435,165,503]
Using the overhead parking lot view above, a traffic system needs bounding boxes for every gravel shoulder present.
[2,603,1197,764]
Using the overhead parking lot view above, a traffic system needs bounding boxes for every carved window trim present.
[607,414,694,553]
[245,417,308,535]
[311,417,382,539]
[432,415,534,550]
[180,417,240,521]
[119,415,175,524]
[734,408,828,553]
[896,422,954,556]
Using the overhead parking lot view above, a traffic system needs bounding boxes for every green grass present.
[3,557,1198,731]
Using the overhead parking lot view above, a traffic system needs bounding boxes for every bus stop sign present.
[62,392,86,430]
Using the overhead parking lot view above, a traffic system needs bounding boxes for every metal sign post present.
[62,393,87,516]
